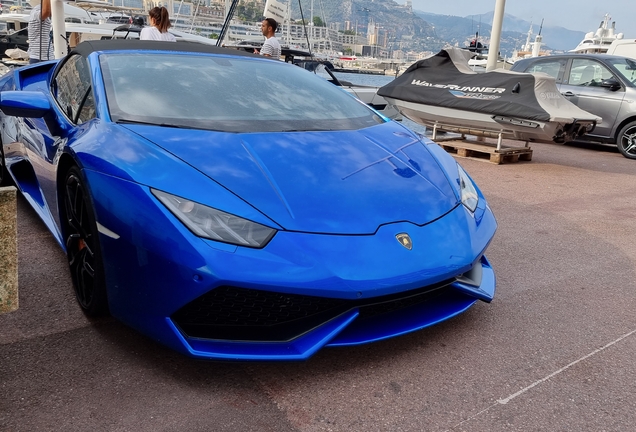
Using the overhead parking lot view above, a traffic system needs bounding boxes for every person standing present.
[27,0,54,64]
[140,6,176,42]
[254,18,281,59]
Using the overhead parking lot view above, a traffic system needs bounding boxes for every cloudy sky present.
[409,0,635,35]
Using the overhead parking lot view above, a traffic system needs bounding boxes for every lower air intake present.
[172,280,455,342]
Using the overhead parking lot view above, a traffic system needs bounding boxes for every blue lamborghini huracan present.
[0,40,497,360]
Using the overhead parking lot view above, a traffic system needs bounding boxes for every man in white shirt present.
[254,18,281,59]
[27,0,54,63]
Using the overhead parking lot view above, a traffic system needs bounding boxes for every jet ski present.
[378,48,601,143]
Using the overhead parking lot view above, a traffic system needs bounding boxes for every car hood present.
[122,122,459,234]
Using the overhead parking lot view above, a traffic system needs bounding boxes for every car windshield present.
[607,57,636,85]
[99,52,383,132]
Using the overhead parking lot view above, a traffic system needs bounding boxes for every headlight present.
[151,189,276,248]
[457,165,479,213]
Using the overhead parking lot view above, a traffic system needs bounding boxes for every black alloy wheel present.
[617,121,636,159]
[63,166,109,316]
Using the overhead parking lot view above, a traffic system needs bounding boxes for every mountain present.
[276,0,586,55]
[290,0,441,51]
[465,12,586,52]
[415,11,586,54]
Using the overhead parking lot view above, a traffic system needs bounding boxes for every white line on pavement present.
[445,328,636,431]
[497,328,636,404]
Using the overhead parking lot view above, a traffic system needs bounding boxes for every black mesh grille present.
[172,279,455,342]
[357,287,447,319]
[173,286,346,326]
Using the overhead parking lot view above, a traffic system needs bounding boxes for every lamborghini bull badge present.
[396,233,412,250]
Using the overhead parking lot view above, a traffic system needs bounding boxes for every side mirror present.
[0,90,51,118]
[0,90,65,136]
[600,77,621,91]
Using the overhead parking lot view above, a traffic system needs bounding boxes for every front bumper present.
[168,255,494,360]
[88,171,497,361]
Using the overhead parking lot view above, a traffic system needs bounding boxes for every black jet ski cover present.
[378,48,555,122]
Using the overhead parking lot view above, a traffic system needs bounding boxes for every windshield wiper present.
[116,119,186,129]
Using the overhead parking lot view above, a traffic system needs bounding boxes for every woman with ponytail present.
[140,7,176,42]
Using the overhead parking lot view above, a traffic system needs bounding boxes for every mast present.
[189,0,201,33]
[51,0,67,58]
[285,0,291,46]
[532,18,544,57]
[297,0,313,55]
[486,0,505,71]
[174,0,184,25]
[523,23,533,52]
[217,0,241,46]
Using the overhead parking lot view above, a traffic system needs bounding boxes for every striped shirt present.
[27,6,54,61]
[260,37,281,59]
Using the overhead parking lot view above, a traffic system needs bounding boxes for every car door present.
[19,54,94,180]
[560,58,625,138]
[44,54,96,228]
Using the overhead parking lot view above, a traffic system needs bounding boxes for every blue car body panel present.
[122,122,458,234]
[0,41,497,361]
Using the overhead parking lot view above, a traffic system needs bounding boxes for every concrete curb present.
[0,185,18,314]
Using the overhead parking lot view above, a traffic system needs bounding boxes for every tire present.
[616,121,636,159]
[62,166,109,316]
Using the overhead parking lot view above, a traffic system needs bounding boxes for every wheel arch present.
[612,116,636,144]
[55,153,83,244]
[56,153,79,190]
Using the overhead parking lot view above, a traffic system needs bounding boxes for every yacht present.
[570,14,623,54]
[509,22,549,63]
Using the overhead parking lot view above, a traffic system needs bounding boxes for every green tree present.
[236,2,262,22]
[313,16,324,27]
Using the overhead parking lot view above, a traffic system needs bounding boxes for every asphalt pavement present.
[2,138,636,431]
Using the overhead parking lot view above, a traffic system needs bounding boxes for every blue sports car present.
[0,40,497,361]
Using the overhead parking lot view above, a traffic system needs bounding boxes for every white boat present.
[509,22,550,63]
[0,1,107,32]
[378,48,601,144]
[570,14,624,54]
[0,20,227,78]
[297,60,401,120]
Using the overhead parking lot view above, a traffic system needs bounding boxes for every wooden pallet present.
[436,138,533,164]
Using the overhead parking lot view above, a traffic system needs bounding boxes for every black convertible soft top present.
[72,39,260,59]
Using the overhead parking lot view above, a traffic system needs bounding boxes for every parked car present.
[0,40,497,361]
[511,53,636,159]
[0,27,28,56]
